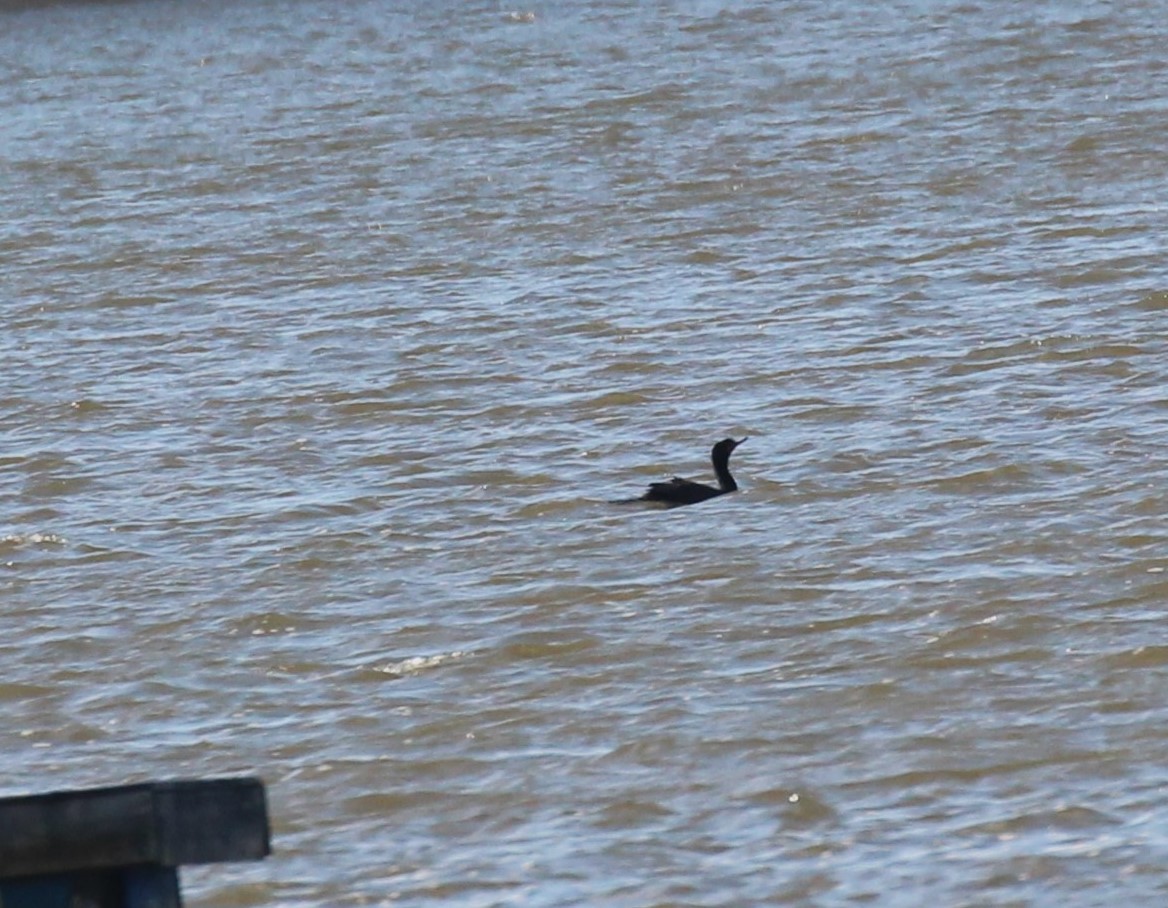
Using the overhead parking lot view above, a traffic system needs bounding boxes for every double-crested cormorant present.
[621,437,747,508]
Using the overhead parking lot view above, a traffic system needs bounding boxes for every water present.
[3,0,1168,904]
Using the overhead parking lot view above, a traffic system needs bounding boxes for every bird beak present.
[736,437,748,446]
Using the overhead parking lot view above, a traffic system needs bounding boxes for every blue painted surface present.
[123,865,181,908]
[0,877,74,908]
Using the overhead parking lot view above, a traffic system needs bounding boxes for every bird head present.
[715,437,747,457]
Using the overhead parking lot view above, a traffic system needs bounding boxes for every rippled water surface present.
[3,0,1168,904]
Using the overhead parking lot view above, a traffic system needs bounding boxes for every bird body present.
[626,437,747,508]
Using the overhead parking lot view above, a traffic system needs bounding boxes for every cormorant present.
[621,437,747,508]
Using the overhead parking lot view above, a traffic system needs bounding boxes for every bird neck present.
[712,453,737,492]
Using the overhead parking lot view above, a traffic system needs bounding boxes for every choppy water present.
[3,0,1168,904]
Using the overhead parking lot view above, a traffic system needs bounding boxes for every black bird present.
[624,437,748,508]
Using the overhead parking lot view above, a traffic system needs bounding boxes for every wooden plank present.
[0,778,270,878]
